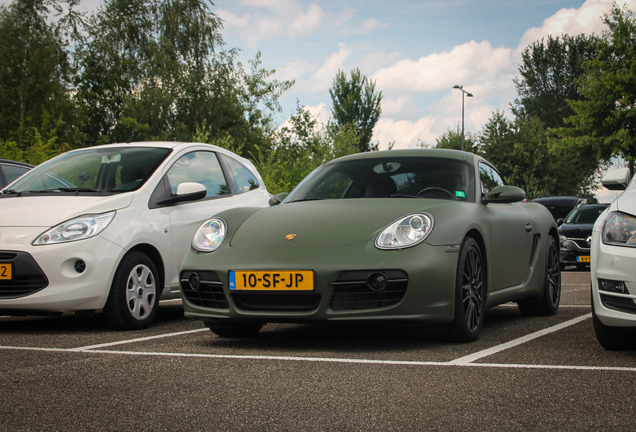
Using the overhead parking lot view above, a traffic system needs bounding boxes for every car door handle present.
[525,222,533,232]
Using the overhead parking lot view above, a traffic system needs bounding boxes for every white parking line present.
[1,312,631,373]
[70,328,208,351]
[448,313,592,365]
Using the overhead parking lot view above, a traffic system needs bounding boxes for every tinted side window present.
[166,152,229,198]
[479,162,504,193]
[224,156,259,194]
[3,164,31,185]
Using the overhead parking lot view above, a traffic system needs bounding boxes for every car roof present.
[328,148,477,163]
[0,159,34,168]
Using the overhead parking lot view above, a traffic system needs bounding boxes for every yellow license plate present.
[577,256,591,263]
[229,270,313,290]
[0,263,11,280]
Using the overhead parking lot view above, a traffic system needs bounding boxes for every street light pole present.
[452,85,473,152]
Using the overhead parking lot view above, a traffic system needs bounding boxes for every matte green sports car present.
[180,149,561,342]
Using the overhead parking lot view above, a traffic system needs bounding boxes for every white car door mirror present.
[601,168,631,191]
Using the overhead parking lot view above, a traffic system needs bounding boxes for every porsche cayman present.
[180,149,561,342]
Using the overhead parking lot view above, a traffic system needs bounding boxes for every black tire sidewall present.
[104,252,161,330]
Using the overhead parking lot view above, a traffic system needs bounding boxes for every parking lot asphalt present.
[1,269,635,431]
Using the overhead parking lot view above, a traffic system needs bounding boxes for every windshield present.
[565,206,608,224]
[285,156,475,203]
[6,147,171,194]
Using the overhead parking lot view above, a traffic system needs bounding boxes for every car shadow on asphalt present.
[0,303,188,335]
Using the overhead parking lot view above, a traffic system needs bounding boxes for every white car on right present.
[591,167,636,349]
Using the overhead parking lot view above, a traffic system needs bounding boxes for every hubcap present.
[126,264,156,321]
[462,246,483,333]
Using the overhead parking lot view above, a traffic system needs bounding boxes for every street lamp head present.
[467,93,474,97]
[453,85,461,89]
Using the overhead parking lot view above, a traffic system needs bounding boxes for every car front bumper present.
[560,238,591,265]
[0,227,124,313]
[591,234,636,328]
[180,240,459,325]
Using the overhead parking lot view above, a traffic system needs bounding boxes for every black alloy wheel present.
[444,237,485,342]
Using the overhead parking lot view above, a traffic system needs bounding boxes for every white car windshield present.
[4,147,171,194]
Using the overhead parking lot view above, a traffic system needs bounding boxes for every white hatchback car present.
[591,167,636,349]
[0,142,270,329]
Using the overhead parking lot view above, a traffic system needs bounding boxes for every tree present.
[74,0,292,155]
[0,0,81,152]
[554,5,636,174]
[480,111,594,198]
[252,105,359,194]
[329,68,382,152]
[512,34,599,129]
[434,124,479,154]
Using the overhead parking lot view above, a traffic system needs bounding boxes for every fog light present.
[189,272,201,291]
[74,260,86,273]
[367,272,388,292]
[598,279,628,294]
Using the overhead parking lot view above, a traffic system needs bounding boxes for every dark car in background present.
[532,196,587,221]
[0,159,33,189]
[558,203,609,269]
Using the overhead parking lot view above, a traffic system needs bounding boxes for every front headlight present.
[192,218,226,252]
[602,211,636,247]
[376,213,434,250]
[33,211,116,245]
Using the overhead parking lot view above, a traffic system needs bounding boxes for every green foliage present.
[253,106,359,194]
[553,4,636,174]
[329,68,382,152]
[479,111,591,198]
[512,34,599,129]
[434,124,479,154]
[0,0,81,153]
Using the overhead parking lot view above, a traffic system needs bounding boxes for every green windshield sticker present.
[455,191,466,198]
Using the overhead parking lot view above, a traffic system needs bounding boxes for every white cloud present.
[287,44,353,94]
[519,0,636,49]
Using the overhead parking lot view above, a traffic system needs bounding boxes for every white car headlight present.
[376,213,434,250]
[33,211,116,245]
[192,218,226,252]
[602,211,636,246]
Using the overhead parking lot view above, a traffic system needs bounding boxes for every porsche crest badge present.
[285,234,297,241]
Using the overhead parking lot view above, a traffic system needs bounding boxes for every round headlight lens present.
[192,218,227,252]
[376,213,433,250]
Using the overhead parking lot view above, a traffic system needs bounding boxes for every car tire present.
[518,235,561,316]
[592,301,635,350]
[104,252,161,330]
[443,237,485,343]
[205,321,264,338]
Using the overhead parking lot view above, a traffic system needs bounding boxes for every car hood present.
[230,199,441,248]
[558,223,593,239]
[0,194,134,227]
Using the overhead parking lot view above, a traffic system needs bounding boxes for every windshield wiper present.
[57,187,103,193]
[1,189,17,194]
[287,198,325,203]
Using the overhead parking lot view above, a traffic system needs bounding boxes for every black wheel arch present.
[464,228,488,292]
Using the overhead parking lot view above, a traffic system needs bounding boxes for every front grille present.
[0,251,48,298]
[231,293,321,312]
[600,294,636,315]
[180,271,229,309]
[329,270,408,311]
[568,238,590,249]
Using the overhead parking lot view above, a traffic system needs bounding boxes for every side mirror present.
[269,192,289,206]
[484,185,526,204]
[157,182,207,206]
[601,168,631,191]
[556,218,564,226]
